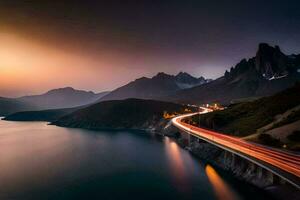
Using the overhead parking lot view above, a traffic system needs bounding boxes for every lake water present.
[0,119,270,200]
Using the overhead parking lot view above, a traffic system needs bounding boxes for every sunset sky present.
[0,0,300,97]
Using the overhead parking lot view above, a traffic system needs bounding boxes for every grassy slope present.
[271,109,300,129]
[190,83,300,137]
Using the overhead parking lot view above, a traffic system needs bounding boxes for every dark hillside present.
[52,98,195,131]
[3,107,79,122]
[188,83,300,136]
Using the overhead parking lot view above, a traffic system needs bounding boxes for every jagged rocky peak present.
[176,71,207,82]
[176,71,192,78]
[255,43,289,79]
[198,76,206,81]
[151,71,208,85]
[224,58,257,80]
[224,43,295,81]
[174,71,208,89]
[135,76,149,82]
[153,72,174,79]
[175,71,197,82]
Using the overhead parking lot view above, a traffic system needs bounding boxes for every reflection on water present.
[164,137,240,199]
[0,120,269,200]
[205,164,239,200]
[164,137,187,192]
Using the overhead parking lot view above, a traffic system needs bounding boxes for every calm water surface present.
[0,119,270,200]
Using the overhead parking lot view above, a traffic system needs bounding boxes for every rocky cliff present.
[164,43,300,105]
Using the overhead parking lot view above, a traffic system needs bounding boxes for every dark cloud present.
[1,0,300,55]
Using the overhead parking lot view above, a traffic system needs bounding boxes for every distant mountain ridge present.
[99,72,210,101]
[18,87,109,109]
[0,97,35,116]
[0,87,109,116]
[163,43,300,104]
[3,107,79,122]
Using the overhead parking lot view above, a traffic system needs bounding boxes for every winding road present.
[171,108,300,189]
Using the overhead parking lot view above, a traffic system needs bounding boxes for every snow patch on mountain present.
[268,74,288,80]
[176,82,199,89]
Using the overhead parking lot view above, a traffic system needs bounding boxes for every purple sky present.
[0,0,300,97]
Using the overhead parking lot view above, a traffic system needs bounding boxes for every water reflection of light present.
[205,165,238,200]
[164,137,187,192]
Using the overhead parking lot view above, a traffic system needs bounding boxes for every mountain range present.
[99,72,210,101]
[0,72,206,116]
[99,43,300,105]
[0,87,109,116]
[1,43,299,116]
[18,87,109,109]
[163,43,300,104]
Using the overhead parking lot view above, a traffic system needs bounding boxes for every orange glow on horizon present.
[0,31,148,97]
[0,32,97,96]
